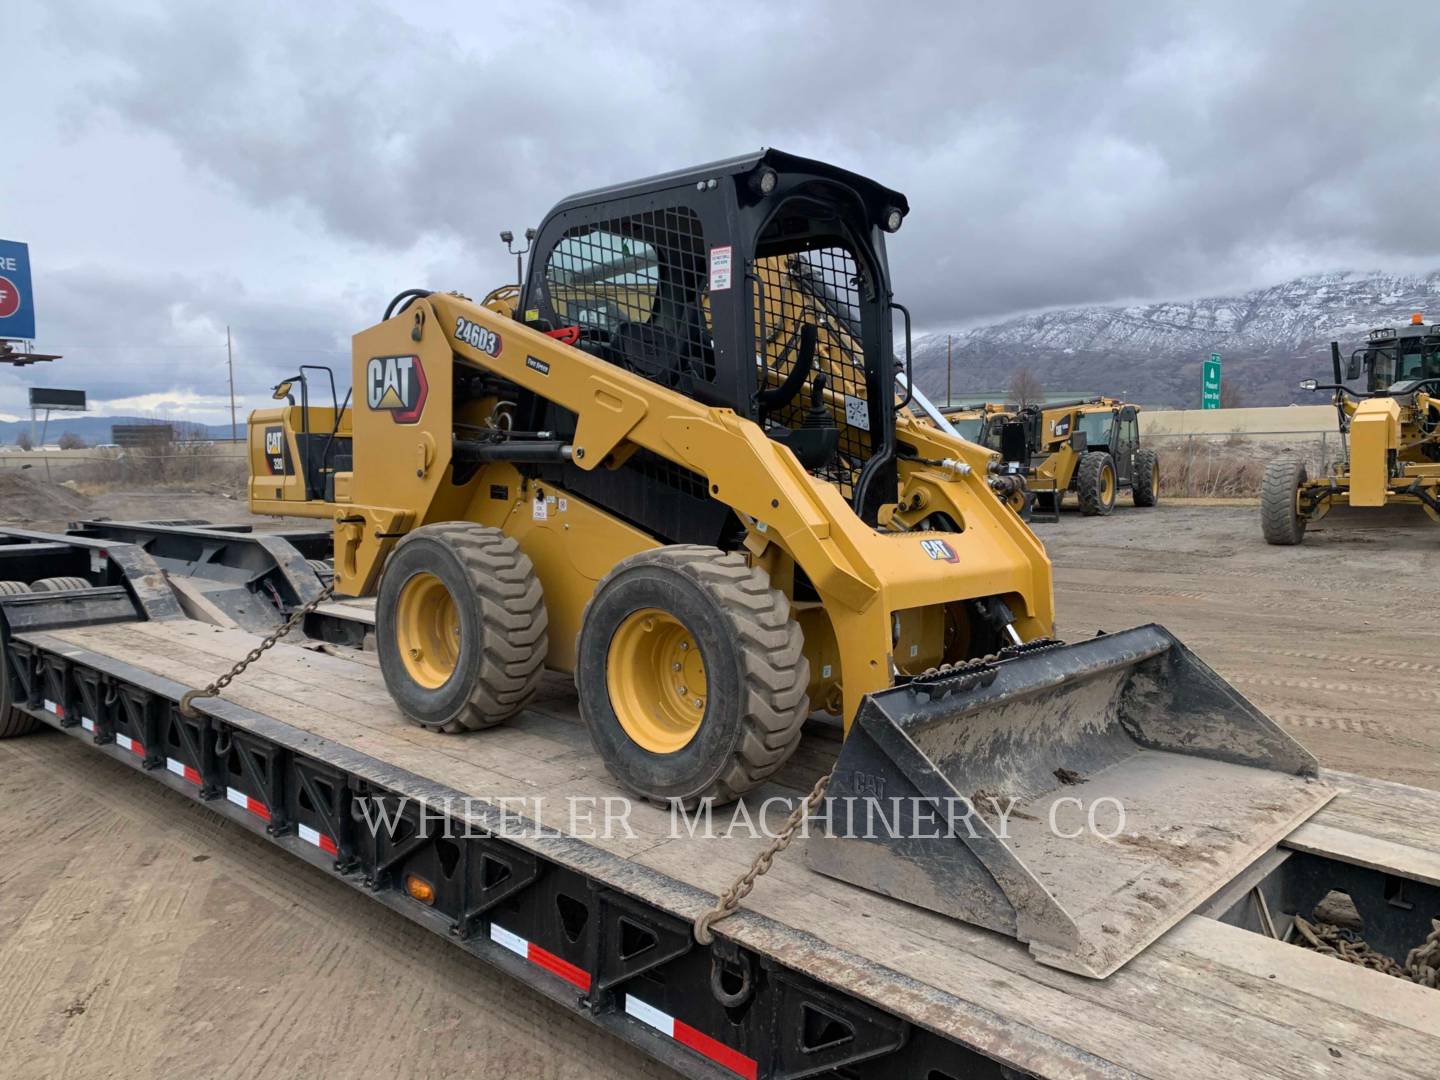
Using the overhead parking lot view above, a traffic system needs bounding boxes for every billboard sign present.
[29,388,86,412]
[0,240,36,340]
[1202,353,1221,409]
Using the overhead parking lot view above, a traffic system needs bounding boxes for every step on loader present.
[248,149,1330,976]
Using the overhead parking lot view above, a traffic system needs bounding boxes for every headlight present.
[749,167,778,197]
[1299,378,1318,392]
[882,207,904,233]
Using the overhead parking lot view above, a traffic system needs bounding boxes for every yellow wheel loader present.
[1262,313,1440,543]
[939,401,1009,450]
[248,150,1329,977]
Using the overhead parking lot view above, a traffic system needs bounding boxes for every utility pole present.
[226,325,237,442]
[946,334,953,408]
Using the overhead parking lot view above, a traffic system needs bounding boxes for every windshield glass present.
[950,417,982,441]
[1077,410,1114,448]
[1367,341,1440,391]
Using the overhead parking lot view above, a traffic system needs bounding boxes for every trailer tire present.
[31,577,91,592]
[0,581,32,596]
[577,546,809,807]
[1131,448,1159,507]
[1261,459,1308,545]
[376,523,548,733]
[1077,452,1117,516]
[0,641,39,738]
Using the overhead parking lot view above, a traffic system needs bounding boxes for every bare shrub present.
[66,444,247,495]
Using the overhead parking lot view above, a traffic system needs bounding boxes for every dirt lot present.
[1041,500,1439,792]
[0,489,1435,1077]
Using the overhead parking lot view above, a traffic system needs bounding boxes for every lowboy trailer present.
[1,522,1437,1079]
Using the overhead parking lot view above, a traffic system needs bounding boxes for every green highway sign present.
[1202,353,1221,409]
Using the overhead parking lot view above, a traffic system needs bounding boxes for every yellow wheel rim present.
[395,572,461,689]
[606,608,707,754]
[1101,464,1115,503]
[1151,461,1159,494]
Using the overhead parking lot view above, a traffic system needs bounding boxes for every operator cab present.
[1348,315,1440,394]
[516,149,910,543]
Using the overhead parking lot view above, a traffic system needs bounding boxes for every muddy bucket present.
[805,625,1333,977]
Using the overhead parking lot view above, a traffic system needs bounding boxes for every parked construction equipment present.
[1262,313,1440,543]
[945,397,1159,517]
[234,151,1329,977]
[0,153,1434,1075]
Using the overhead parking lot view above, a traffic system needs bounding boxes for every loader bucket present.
[805,625,1334,978]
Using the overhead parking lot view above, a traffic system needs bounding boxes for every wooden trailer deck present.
[27,619,1440,1080]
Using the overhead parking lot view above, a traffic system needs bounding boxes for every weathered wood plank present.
[39,621,1440,1080]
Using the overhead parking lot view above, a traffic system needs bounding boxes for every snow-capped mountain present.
[915,271,1440,407]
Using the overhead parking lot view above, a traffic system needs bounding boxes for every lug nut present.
[677,685,688,695]
[693,699,703,708]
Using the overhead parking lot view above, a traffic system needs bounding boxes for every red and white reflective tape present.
[165,757,202,785]
[296,822,338,855]
[225,786,271,822]
[114,731,145,757]
[43,699,65,718]
[624,994,757,1080]
[489,923,591,992]
[80,716,95,733]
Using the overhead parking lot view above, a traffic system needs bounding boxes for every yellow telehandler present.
[247,150,1328,977]
[1262,313,1440,542]
[944,397,1159,517]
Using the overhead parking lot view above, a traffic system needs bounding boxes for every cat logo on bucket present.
[920,538,959,563]
[366,355,428,423]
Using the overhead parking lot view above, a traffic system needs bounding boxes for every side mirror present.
[1346,354,1363,382]
[272,381,294,401]
[1299,378,1318,392]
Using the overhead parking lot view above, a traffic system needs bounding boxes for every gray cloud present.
[9,0,1440,419]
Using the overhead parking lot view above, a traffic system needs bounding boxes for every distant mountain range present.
[0,415,235,446]
[914,270,1440,407]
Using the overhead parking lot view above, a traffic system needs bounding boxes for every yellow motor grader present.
[246,150,1328,977]
[1262,313,1440,543]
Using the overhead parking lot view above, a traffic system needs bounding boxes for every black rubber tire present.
[1131,448,1159,507]
[0,641,39,738]
[1261,459,1308,545]
[376,523,548,733]
[1076,452,1117,516]
[31,576,91,592]
[578,546,809,806]
[0,581,32,596]
[307,558,334,583]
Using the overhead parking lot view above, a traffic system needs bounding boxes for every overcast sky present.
[5,0,1439,424]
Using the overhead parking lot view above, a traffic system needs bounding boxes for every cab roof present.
[546,148,909,230]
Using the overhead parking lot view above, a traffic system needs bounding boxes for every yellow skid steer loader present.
[249,150,1329,977]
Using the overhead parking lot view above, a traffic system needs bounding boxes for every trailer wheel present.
[0,581,32,596]
[31,576,91,592]
[1131,448,1160,507]
[1261,459,1308,545]
[577,546,809,806]
[1077,453,1117,516]
[0,640,39,739]
[376,523,548,733]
